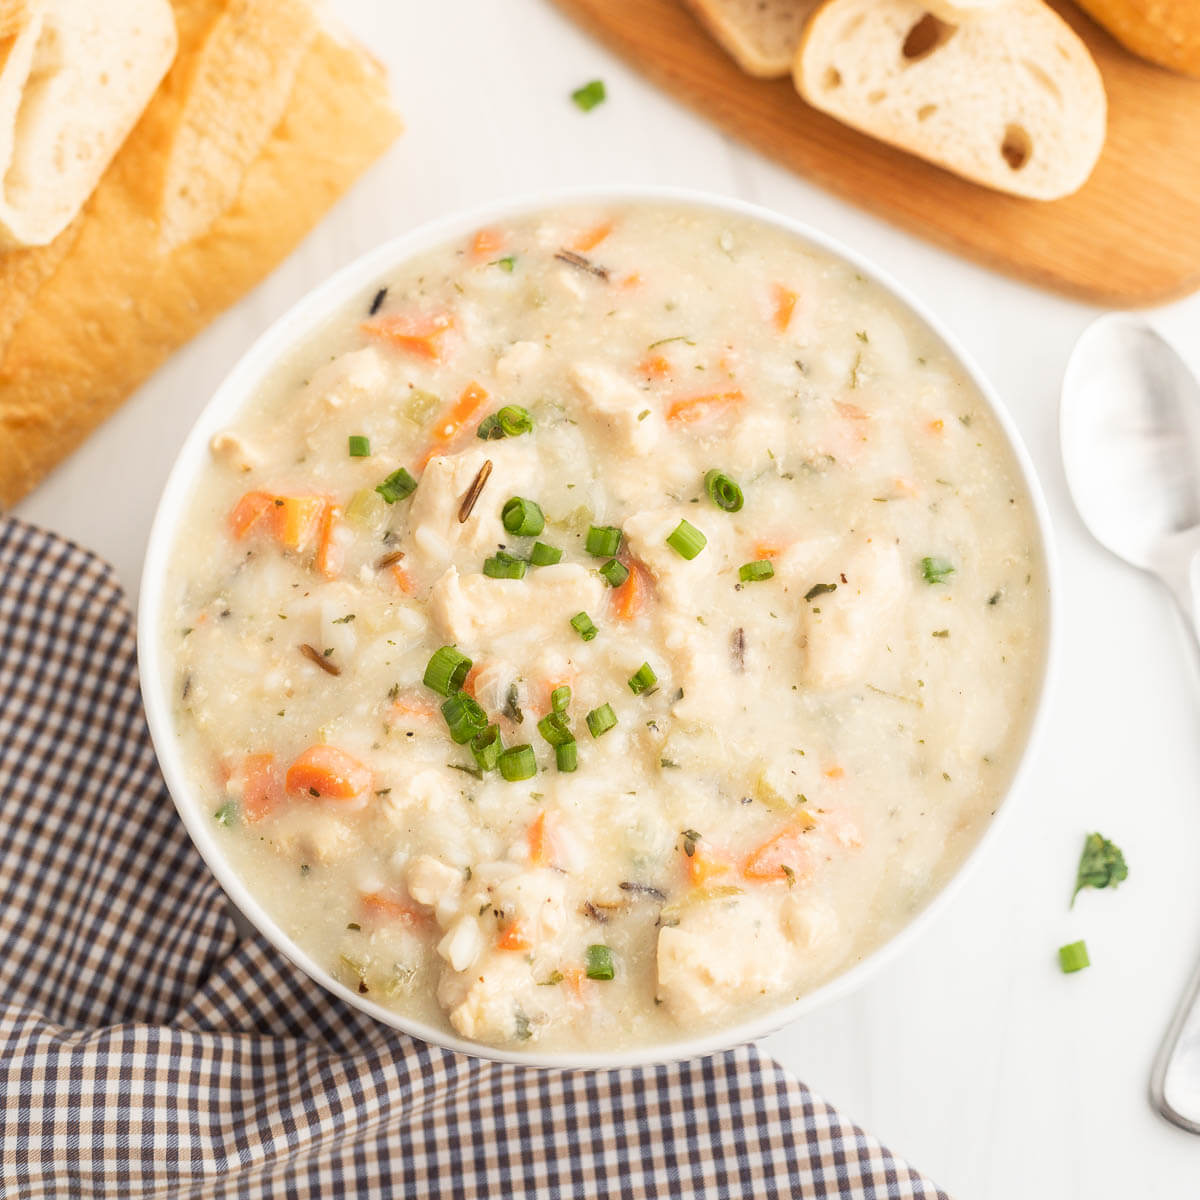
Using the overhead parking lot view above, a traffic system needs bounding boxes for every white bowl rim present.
[138,182,1060,1070]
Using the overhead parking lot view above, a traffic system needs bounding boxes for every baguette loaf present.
[0,0,402,506]
[0,0,177,248]
[794,0,1107,200]
[1073,0,1200,78]
[682,0,820,77]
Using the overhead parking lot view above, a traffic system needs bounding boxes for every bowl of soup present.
[138,187,1055,1067]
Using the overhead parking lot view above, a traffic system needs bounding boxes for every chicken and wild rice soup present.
[163,203,1046,1051]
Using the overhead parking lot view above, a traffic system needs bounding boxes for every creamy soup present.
[162,203,1047,1052]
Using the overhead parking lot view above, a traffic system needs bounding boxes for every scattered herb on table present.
[1058,940,1090,974]
[1071,832,1128,907]
[571,79,606,112]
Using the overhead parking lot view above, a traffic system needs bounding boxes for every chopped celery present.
[403,388,440,425]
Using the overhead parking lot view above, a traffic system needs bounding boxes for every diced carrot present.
[271,495,326,551]
[753,541,784,561]
[419,381,490,467]
[772,284,797,333]
[527,810,555,867]
[240,753,279,823]
[638,354,671,379]
[823,765,845,780]
[835,400,870,421]
[563,967,587,1001]
[361,891,422,924]
[362,311,453,361]
[666,389,744,425]
[285,745,372,804]
[572,220,613,252]
[229,491,275,540]
[929,418,945,433]
[391,563,414,594]
[539,671,577,712]
[315,502,342,580]
[497,920,532,951]
[743,819,817,883]
[461,664,484,698]
[470,227,506,259]
[686,844,732,888]
[611,560,648,622]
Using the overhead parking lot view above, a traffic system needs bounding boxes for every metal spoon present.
[1061,312,1200,1134]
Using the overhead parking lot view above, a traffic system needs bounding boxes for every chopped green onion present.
[739,560,775,583]
[498,744,537,781]
[348,435,371,458]
[478,405,533,440]
[570,611,598,641]
[502,496,545,537]
[491,255,516,273]
[550,685,571,713]
[423,646,472,696]
[537,711,574,747]
[666,519,706,560]
[442,692,488,744]
[213,801,237,827]
[599,558,629,588]
[704,469,743,512]
[628,662,657,695]
[585,943,614,980]
[402,389,440,425]
[586,703,617,738]
[483,551,527,580]
[375,466,417,504]
[471,724,502,772]
[344,488,385,528]
[586,525,622,557]
[921,556,955,585]
[1058,940,1090,974]
[571,79,606,112]
[555,740,578,773]
[530,541,563,566]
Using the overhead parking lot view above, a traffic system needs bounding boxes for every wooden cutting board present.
[550,0,1200,306]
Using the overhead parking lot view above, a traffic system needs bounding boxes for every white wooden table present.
[16,2,1200,1194]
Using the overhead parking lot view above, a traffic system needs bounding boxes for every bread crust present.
[0,0,402,506]
[1074,0,1200,77]
[682,0,817,77]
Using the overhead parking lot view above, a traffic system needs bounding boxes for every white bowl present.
[138,185,1058,1069]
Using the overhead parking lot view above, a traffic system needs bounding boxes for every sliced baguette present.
[924,0,1010,19]
[794,0,1107,200]
[1074,0,1200,78]
[0,0,177,247]
[683,0,820,78]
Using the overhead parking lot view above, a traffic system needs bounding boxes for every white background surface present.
[15,2,1200,1195]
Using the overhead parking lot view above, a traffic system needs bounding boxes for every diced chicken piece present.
[799,539,907,688]
[656,893,794,1023]
[270,810,355,865]
[570,362,664,457]
[437,916,484,972]
[623,507,728,608]
[495,340,545,382]
[406,855,463,911]
[441,953,535,1042]
[724,410,786,477]
[552,265,589,302]
[303,347,390,411]
[429,564,604,652]
[491,868,568,941]
[407,441,540,570]
[658,615,744,725]
[781,895,838,950]
[380,767,461,830]
[209,430,260,472]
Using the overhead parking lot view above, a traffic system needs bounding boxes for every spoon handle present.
[1151,952,1200,1133]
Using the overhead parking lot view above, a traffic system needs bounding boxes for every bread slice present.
[0,0,177,247]
[924,0,1009,19]
[0,0,401,505]
[794,0,1107,200]
[683,0,820,78]
[1074,0,1200,78]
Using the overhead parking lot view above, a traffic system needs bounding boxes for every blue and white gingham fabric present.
[0,517,948,1199]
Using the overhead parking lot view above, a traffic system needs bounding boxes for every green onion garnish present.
[586,525,622,557]
[555,740,578,773]
[502,496,545,537]
[498,744,537,781]
[213,801,237,827]
[1058,940,1090,974]
[492,256,516,273]
[537,711,573,748]
[586,703,617,738]
[739,560,775,583]
[471,724,502,772]
[442,692,488,744]
[570,611,598,641]
[628,663,657,695]
[530,541,563,566]
[571,79,606,113]
[704,469,743,512]
[375,466,417,504]
[483,551,527,580]
[598,558,629,588]
[424,646,472,696]
[551,685,571,713]
[585,943,614,980]
[348,435,371,458]
[478,405,533,440]
[921,556,955,585]
[666,519,706,560]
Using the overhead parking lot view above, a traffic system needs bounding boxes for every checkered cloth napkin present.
[0,516,948,1199]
